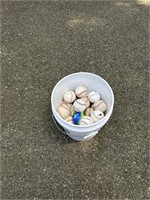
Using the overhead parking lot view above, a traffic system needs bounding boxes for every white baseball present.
[61,101,72,110]
[88,91,101,103]
[91,110,104,122]
[81,96,90,108]
[85,107,93,116]
[63,90,76,103]
[73,99,87,112]
[57,105,71,119]
[70,105,75,116]
[79,116,93,125]
[65,116,74,124]
[75,86,88,98]
[92,100,107,112]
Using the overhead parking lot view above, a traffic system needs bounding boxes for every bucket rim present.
[51,72,114,128]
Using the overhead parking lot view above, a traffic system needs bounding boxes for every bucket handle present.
[83,131,98,140]
[52,115,99,141]
[52,115,67,134]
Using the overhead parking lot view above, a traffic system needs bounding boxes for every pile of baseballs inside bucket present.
[57,86,107,126]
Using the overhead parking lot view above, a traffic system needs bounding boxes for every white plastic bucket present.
[51,72,114,141]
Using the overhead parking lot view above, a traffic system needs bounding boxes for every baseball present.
[73,99,87,112]
[79,116,93,125]
[92,100,107,112]
[65,116,74,124]
[81,96,90,108]
[63,90,76,103]
[85,107,94,116]
[70,105,75,116]
[61,101,72,110]
[88,91,101,103]
[75,86,88,98]
[91,110,104,122]
[57,105,71,119]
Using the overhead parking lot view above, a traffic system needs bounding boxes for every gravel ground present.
[1,1,149,199]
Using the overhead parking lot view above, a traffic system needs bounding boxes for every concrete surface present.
[1,1,149,199]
